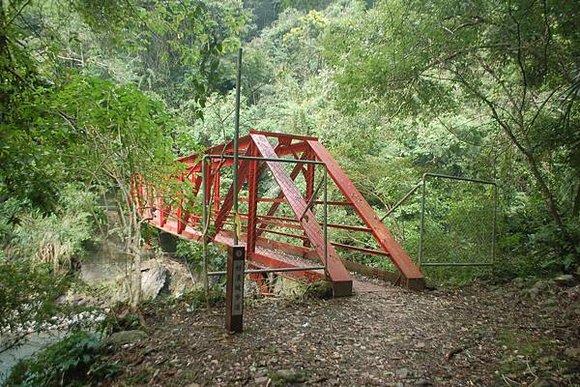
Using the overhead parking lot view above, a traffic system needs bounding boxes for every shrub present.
[0,259,66,352]
[5,184,98,273]
[5,331,118,387]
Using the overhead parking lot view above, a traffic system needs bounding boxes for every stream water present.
[0,331,66,383]
[0,246,124,383]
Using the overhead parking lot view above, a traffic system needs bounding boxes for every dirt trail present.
[108,280,579,386]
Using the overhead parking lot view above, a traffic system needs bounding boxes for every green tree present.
[1,0,241,307]
[325,0,579,260]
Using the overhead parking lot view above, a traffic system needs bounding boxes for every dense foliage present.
[0,0,578,328]
[5,331,116,386]
[218,0,578,275]
[0,0,245,328]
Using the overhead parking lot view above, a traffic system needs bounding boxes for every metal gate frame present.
[383,173,497,268]
[418,173,497,267]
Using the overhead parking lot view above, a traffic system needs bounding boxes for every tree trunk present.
[519,145,564,230]
[0,0,10,113]
[129,207,142,309]
[572,182,580,218]
[495,115,565,231]
[132,244,142,308]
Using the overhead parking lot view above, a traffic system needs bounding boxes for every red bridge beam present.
[251,133,353,296]
[306,140,424,290]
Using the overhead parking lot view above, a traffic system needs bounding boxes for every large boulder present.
[141,260,169,300]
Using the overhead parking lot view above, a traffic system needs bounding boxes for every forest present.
[0,0,578,386]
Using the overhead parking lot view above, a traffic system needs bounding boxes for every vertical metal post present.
[214,169,221,214]
[158,195,165,226]
[232,47,242,245]
[227,46,244,332]
[176,173,185,234]
[491,184,498,265]
[323,166,328,274]
[201,158,209,303]
[226,245,245,332]
[418,175,427,266]
[304,161,315,248]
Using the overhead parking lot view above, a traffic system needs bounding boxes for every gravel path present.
[108,280,580,386]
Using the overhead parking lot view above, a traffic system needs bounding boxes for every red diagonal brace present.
[246,146,260,255]
[256,151,311,237]
[209,146,253,241]
[307,140,424,290]
[251,134,352,296]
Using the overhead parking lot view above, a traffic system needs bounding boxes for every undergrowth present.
[4,331,119,387]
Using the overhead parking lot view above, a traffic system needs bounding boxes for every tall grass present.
[3,184,99,272]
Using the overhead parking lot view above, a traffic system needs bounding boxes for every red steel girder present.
[137,131,424,294]
[248,252,323,282]
[246,145,260,255]
[256,151,312,238]
[209,145,254,241]
[306,140,424,290]
[251,133,352,296]
[177,136,252,164]
[250,130,319,142]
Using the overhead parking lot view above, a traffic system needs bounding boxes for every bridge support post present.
[226,245,245,333]
[158,231,177,254]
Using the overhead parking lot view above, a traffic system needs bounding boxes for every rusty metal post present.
[201,158,209,304]
[214,168,221,214]
[158,195,165,226]
[305,162,315,202]
[232,47,242,245]
[323,166,328,274]
[418,175,427,266]
[176,173,185,234]
[226,245,245,332]
[304,161,315,248]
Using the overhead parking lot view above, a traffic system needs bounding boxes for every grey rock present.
[104,330,147,347]
[141,261,169,300]
[554,274,576,287]
[564,347,580,358]
[532,378,558,387]
[395,368,409,379]
[255,367,268,376]
[270,368,306,384]
[529,280,548,299]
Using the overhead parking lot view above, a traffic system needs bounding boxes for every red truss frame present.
[135,131,425,296]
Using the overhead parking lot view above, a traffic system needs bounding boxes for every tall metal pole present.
[323,166,328,276]
[418,176,427,266]
[201,158,209,305]
[226,46,245,333]
[232,47,242,245]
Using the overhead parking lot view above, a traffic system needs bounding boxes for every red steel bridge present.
[134,131,424,296]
